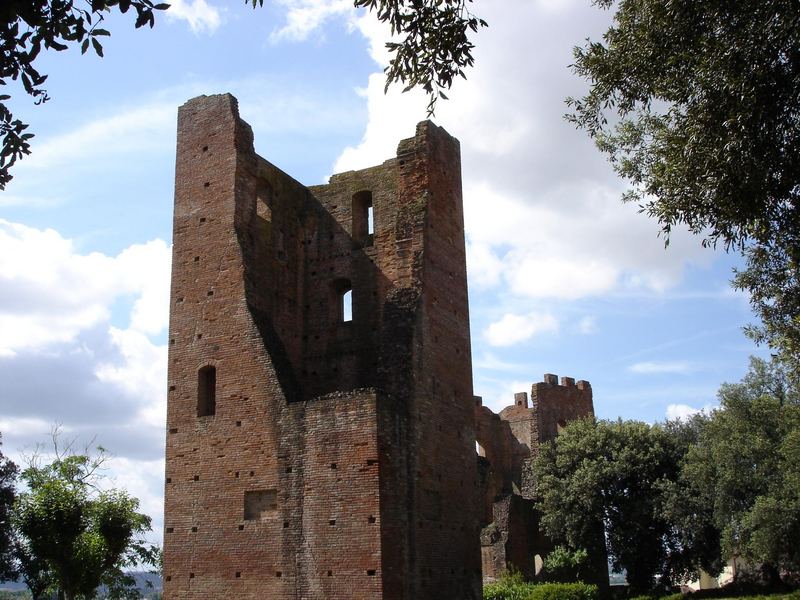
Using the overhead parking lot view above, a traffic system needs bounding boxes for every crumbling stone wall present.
[476,375,605,586]
[163,94,481,600]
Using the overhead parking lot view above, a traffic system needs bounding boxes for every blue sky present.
[0,0,765,540]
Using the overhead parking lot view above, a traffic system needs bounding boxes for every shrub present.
[527,583,599,600]
[484,571,532,600]
[542,547,590,583]
[483,579,599,600]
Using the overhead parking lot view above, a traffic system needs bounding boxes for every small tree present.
[12,433,158,600]
[0,433,18,582]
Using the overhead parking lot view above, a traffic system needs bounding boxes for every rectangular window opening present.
[197,365,216,417]
[352,191,373,247]
[342,289,352,322]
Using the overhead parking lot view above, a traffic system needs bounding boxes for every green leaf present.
[91,37,104,57]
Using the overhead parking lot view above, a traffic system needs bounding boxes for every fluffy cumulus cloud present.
[0,220,169,356]
[485,311,559,347]
[165,0,224,34]
[329,0,718,306]
[270,0,356,42]
[0,220,170,537]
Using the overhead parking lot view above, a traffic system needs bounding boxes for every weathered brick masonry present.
[475,376,607,586]
[164,94,481,599]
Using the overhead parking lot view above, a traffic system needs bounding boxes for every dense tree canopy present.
[534,417,693,591]
[1,0,483,189]
[535,357,800,591]
[677,357,800,581]
[568,0,800,374]
[11,439,158,600]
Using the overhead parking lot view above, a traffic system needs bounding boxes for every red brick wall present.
[164,94,480,599]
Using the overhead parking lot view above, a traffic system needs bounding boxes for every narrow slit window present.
[197,365,216,417]
[342,289,352,322]
[332,279,352,323]
[352,191,373,246]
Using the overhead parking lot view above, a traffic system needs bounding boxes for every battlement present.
[538,373,591,391]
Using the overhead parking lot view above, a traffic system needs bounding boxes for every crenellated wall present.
[475,374,605,586]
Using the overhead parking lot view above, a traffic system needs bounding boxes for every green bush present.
[527,583,599,600]
[483,578,599,600]
[484,570,532,600]
[542,547,590,583]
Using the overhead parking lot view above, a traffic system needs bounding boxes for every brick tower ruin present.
[475,375,607,586]
[163,94,481,599]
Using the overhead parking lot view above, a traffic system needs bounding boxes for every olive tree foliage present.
[568,0,800,373]
[2,0,484,190]
[536,358,800,592]
[12,435,158,600]
[0,433,18,582]
[675,357,800,582]
[541,546,590,584]
[534,417,699,592]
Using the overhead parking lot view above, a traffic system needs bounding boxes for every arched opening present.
[197,365,216,417]
[556,419,567,434]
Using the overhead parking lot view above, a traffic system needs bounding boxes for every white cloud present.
[166,0,223,34]
[270,0,355,42]
[629,361,693,375]
[333,0,719,305]
[485,311,559,347]
[96,327,168,429]
[666,403,713,421]
[0,219,170,540]
[473,352,528,372]
[17,103,175,174]
[0,220,170,356]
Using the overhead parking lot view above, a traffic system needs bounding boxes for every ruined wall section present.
[474,397,514,524]
[306,163,396,400]
[165,95,480,599]
[166,94,291,598]
[410,122,482,600]
[165,95,388,599]
[476,376,597,584]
